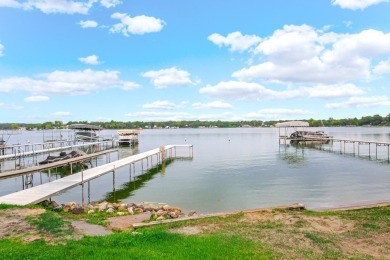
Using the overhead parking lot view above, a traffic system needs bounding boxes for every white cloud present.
[200,81,364,101]
[243,108,312,120]
[122,81,141,90]
[24,95,50,102]
[51,111,72,117]
[304,84,364,98]
[0,69,140,95]
[0,42,3,56]
[0,0,97,14]
[373,59,390,75]
[332,0,388,10]
[100,0,121,8]
[78,55,101,65]
[199,81,301,100]
[192,101,233,109]
[143,100,185,110]
[0,0,23,8]
[233,25,390,85]
[110,12,166,36]
[79,20,98,28]
[208,31,262,52]
[326,96,390,109]
[142,67,197,89]
[0,102,24,110]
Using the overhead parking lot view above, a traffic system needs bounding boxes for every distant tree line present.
[0,113,389,130]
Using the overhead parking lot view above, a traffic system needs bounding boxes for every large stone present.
[98,202,109,212]
[127,207,134,214]
[156,216,165,221]
[134,208,144,213]
[156,210,166,216]
[63,205,71,213]
[143,205,161,212]
[72,206,84,214]
[106,208,115,213]
[87,209,95,214]
[162,205,171,211]
[168,212,178,219]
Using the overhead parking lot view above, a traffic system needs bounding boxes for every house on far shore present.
[17,127,27,131]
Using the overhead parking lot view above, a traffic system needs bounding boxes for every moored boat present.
[117,129,140,145]
[68,124,103,142]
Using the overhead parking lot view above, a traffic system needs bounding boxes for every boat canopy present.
[68,124,103,131]
[117,129,140,135]
[275,121,309,128]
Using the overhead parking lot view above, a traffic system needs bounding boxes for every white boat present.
[117,129,140,145]
[68,124,103,142]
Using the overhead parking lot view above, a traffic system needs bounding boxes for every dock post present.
[81,169,84,207]
[113,165,116,193]
[160,146,166,162]
[353,142,355,155]
[369,143,371,159]
[388,145,389,163]
[141,159,144,173]
[376,144,378,160]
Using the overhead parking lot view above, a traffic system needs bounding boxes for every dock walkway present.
[0,140,114,161]
[0,149,118,180]
[0,145,193,205]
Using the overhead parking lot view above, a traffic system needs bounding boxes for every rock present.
[87,209,95,214]
[143,205,161,212]
[135,204,144,209]
[117,206,127,211]
[50,201,59,208]
[117,212,126,216]
[53,205,63,212]
[98,202,109,212]
[156,210,166,216]
[156,216,165,221]
[188,210,197,217]
[72,206,84,214]
[162,205,171,211]
[63,205,71,213]
[107,203,114,209]
[128,207,134,214]
[134,208,144,213]
[287,203,305,211]
[66,202,77,207]
[168,212,178,219]
[106,208,115,213]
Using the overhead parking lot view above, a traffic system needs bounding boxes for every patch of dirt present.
[341,233,390,259]
[72,220,112,236]
[107,212,151,231]
[169,226,203,235]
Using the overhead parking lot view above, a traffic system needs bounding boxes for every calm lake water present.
[1,127,390,213]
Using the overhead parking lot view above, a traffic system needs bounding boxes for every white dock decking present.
[0,145,192,205]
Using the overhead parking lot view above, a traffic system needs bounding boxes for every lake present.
[1,127,390,213]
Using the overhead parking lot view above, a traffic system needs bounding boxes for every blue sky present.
[1,0,390,123]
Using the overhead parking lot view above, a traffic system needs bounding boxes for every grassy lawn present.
[1,204,390,259]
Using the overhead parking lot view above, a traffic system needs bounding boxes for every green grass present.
[0,204,40,210]
[27,211,71,237]
[0,229,275,259]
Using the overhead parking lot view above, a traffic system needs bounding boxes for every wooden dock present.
[0,149,118,180]
[0,140,114,161]
[0,145,193,205]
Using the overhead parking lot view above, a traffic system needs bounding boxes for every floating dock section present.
[0,144,193,205]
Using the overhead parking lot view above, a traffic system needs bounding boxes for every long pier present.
[0,145,193,205]
[0,149,118,180]
[281,136,390,161]
[0,140,115,161]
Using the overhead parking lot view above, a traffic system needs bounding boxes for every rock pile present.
[41,200,197,220]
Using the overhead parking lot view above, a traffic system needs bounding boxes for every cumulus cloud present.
[24,95,50,102]
[373,59,390,75]
[143,100,185,110]
[110,12,166,36]
[0,102,24,110]
[326,96,390,109]
[200,81,364,101]
[0,0,125,14]
[0,69,140,95]
[331,0,388,10]
[192,101,233,109]
[142,67,197,89]
[208,31,262,52]
[0,42,3,56]
[79,20,98,28]
[78,54,101,65]
[243,108,312,120]
[232,25,390,85]
[100,0,121,8]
